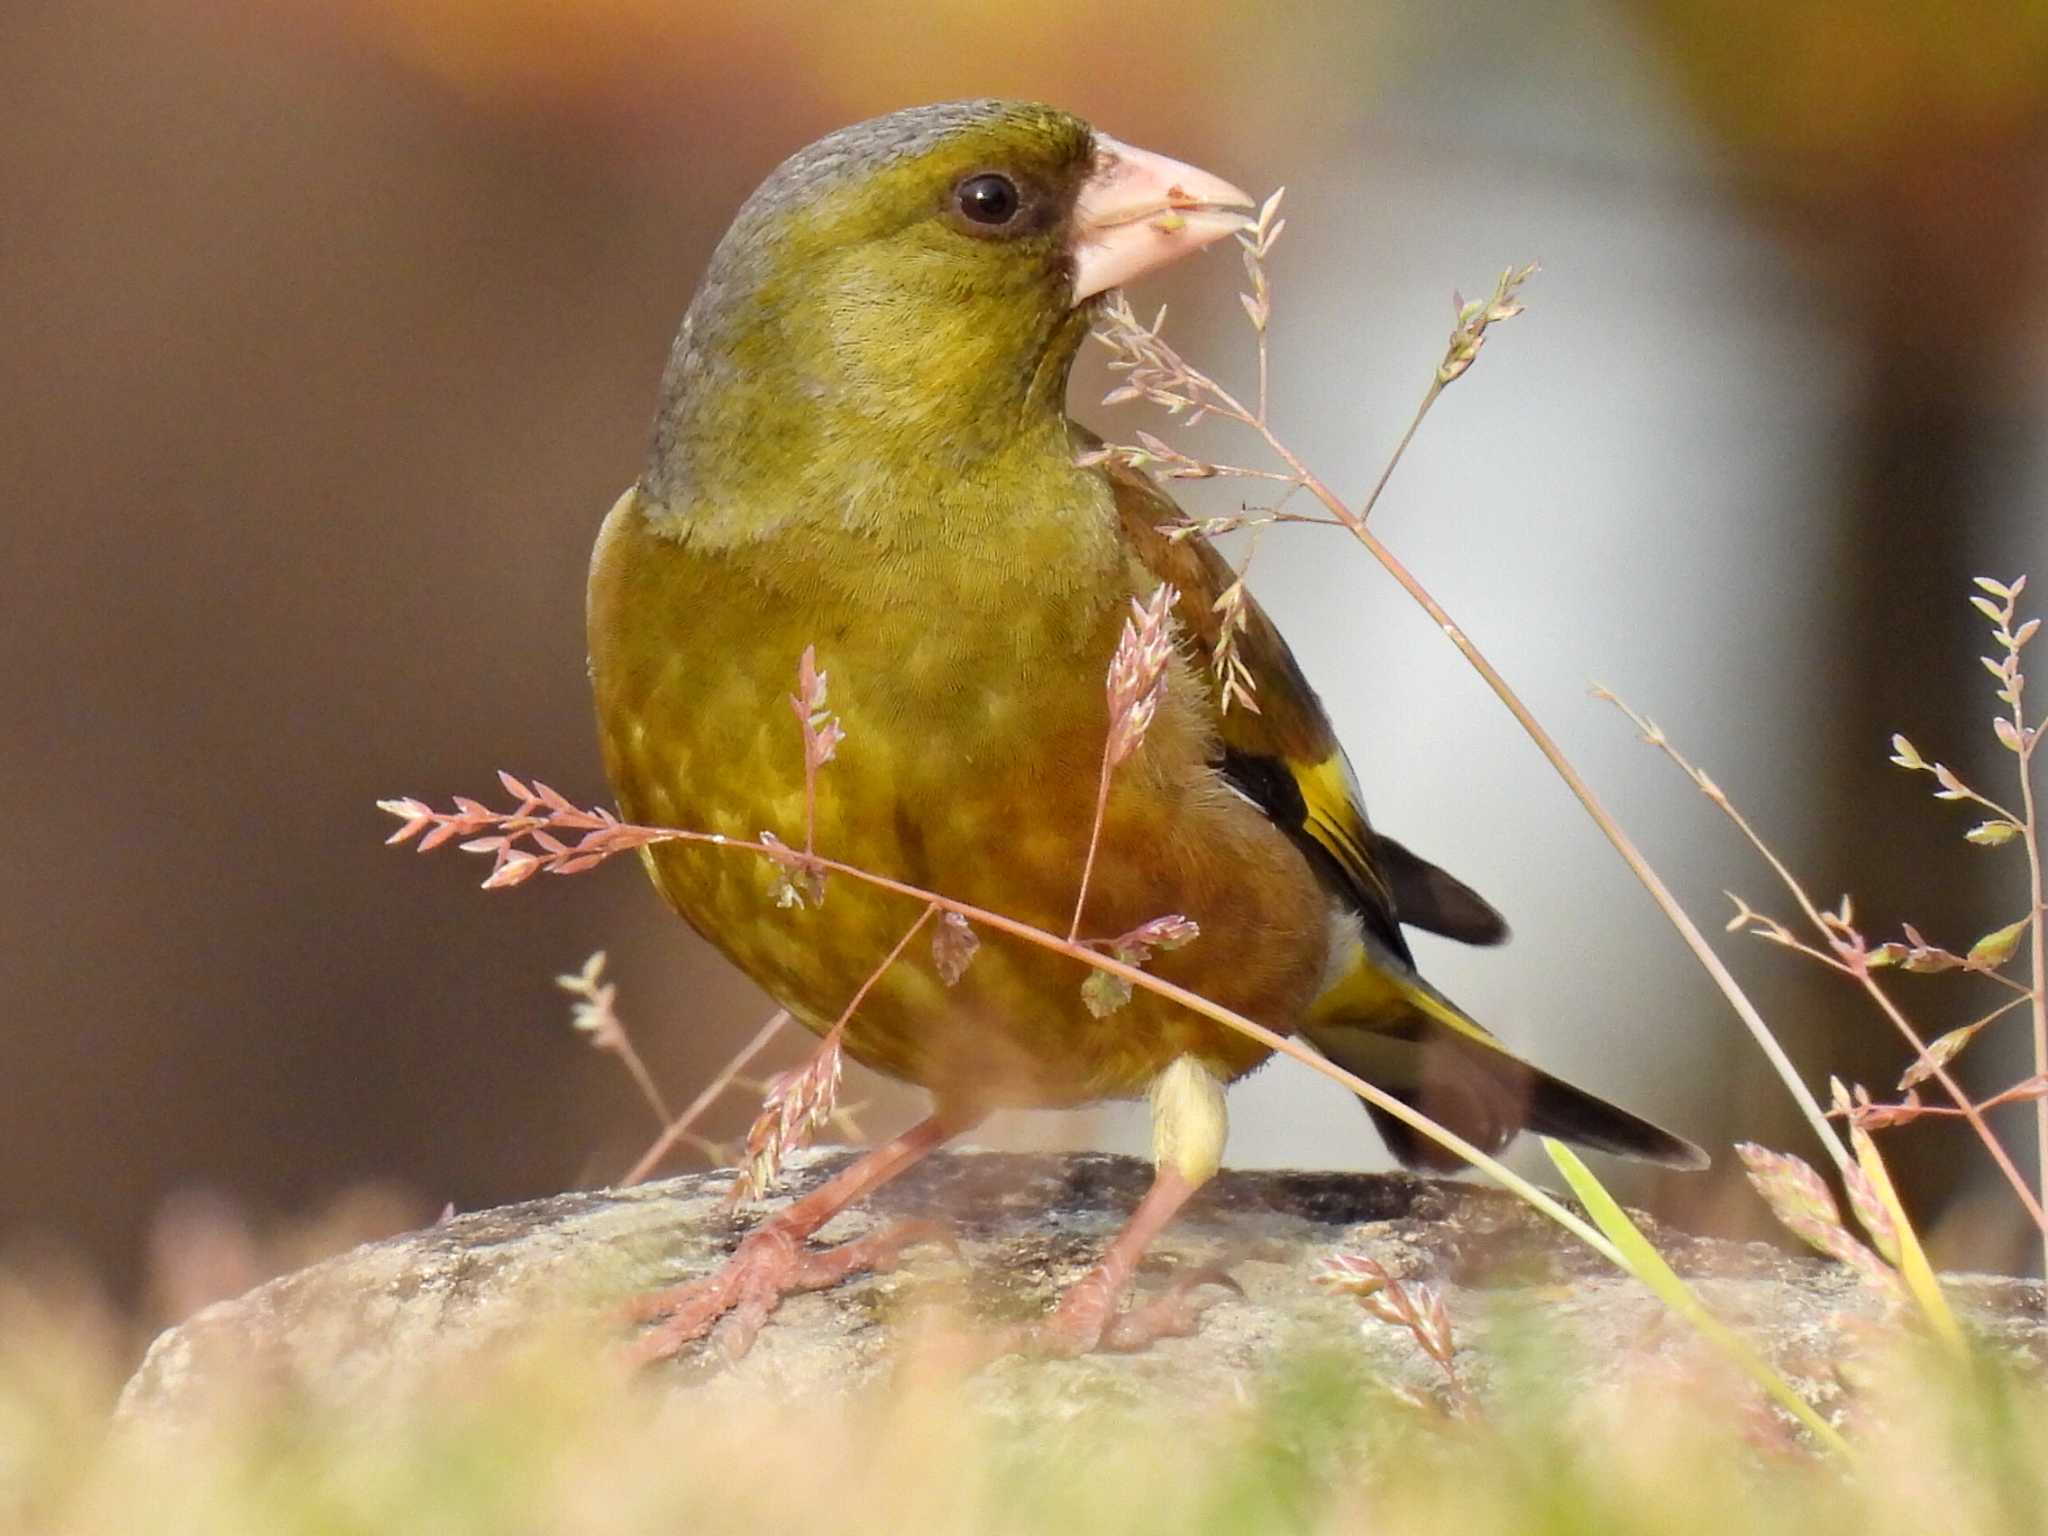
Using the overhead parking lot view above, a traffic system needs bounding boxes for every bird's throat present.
[643,298,1097,559]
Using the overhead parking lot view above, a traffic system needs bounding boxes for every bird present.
[586,98,1706,1363]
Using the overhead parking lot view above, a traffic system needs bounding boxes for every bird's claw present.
[624,1217,953,1367]
[990,1259,1241,1361]
[1099,1263,1241,1352]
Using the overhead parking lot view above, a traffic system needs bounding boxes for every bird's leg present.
[625,1110,968,1365]
[1009,1163,1214,1356]
[1002,1055,1237,1357]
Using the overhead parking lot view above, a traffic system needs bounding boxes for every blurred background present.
[7,0,2048,1329]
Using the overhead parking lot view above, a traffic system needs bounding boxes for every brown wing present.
[1103,452,1508,954]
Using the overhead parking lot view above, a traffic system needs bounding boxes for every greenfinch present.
[587,99,1704,1362]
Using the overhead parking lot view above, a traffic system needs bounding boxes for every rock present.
[118,1149,2047,1427]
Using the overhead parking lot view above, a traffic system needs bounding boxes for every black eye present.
[955,173,1020,226]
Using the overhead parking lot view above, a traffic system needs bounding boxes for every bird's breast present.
[587,486,1330,1107]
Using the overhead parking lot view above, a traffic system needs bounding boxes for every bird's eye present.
[954,173,1021,226]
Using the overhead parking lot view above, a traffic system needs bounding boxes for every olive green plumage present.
[587,99,1704,1171]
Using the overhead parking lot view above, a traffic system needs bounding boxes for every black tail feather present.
[1523,1067,1708,1170]
[1304,999,1708,1173]
[1375,835,1511,948]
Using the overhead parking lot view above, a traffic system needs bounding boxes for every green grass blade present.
[1544,1138,1855,1460]
[1850,1126,1967,1352]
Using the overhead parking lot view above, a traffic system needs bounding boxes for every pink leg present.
[997,1165,1235,1358]
[626,1111,965,1365]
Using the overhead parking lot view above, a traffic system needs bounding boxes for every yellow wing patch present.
[1306,943,1510,1055]
[1291,752,1393,913]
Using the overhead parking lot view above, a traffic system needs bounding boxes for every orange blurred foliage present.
[313,0,1267,132]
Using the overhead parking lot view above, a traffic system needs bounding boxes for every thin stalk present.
[614,1035,675,1129]
[1068,759,1113,942]
[829,903,938,1033]
[622,1010,790,1186]
[1255,304,1270,428]
[2019,724,2048,1276]
[1354,377,1444,527]
[802,744,819,865]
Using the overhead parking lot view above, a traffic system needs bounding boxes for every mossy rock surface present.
[118,1149,2048,1427]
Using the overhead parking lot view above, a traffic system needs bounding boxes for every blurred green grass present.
[8,1274,2045,1536]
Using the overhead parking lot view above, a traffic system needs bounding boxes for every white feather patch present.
[1148,1054,1229,1186]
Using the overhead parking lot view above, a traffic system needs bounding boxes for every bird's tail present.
[1300,963,1707,1172]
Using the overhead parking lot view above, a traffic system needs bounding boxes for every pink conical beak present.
[1069,134,1256,304]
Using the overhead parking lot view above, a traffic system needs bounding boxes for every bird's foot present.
[994,1261,1242,1359]
[1100,1264,1243,1352]
[624,1217,953,1366]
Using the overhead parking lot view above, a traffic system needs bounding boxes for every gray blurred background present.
[7,0,2047,1322]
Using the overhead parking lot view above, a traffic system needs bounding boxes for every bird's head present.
[646,100,1251,509]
